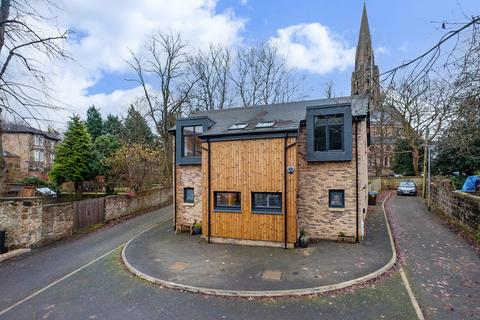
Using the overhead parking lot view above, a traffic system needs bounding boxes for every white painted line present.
[0,216,172,317]
[121,193,399,297]
[400,267,425,319]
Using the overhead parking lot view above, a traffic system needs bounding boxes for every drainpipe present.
[355,121,359,242]
[207,138,211,243]
[283,134,298,249]
[283,133,288,249]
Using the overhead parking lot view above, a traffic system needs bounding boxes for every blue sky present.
[41,0,480,124]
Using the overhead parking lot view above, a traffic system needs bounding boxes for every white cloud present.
[375,46,390,56]
[269,23,355,75]
[13,0,245,128]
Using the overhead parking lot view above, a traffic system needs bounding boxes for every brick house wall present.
[297,120,368,241]
[175,165,203,227]
[174,119,369,242]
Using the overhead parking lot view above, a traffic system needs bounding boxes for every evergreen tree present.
[91,135,120,195]
[49,115,93,193]
[104,114,123,138]
[392,139,423,176]
[123,105,154,145]
[86,105,104,140]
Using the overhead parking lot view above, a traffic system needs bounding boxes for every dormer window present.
[33,135,44,146]
[183,125,202,157]
[314,114,344,152]
[306,105,352,162]
[175,117,211,165]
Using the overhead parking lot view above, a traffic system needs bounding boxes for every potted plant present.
[193,222,202,235]
[298,228,309,248]
[337,231,355,243]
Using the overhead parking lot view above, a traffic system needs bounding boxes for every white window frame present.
[33,150,44,162]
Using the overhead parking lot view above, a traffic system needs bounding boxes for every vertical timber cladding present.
[202,137,297,243]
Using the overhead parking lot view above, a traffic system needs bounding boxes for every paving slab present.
[123,205,393,293]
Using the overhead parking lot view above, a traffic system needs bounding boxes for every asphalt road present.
[389,195,480,319]
[0,196,478,319]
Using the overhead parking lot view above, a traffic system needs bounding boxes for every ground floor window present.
[329,190,345,208]
[214,191,241,212]
[184,187,194,203]
[251,192,282,214]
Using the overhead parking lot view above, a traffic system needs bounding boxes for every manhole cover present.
[169,262,190,271]
[261,270,282,281]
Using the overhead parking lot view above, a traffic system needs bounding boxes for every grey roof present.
[177,95,368,137]
[3,123,61,141]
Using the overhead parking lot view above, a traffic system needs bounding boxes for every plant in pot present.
[298,228,309,248]
[193,222,202,235]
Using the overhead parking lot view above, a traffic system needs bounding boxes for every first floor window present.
[314,114,344,152]
[329,190,345,208]
[252,192,282,214]
[214,191,241,212]
[183,125,203,157]
[33,150,44,162]
[184,188,194,203]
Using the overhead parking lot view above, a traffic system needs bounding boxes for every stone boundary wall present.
[104,187,172,222]
[431,178,480,233]
[0,197,43,249]
[376,176,424,191]
[0,188,172,250]
[41,202,74,246]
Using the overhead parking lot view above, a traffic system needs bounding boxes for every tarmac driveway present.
[389,195,480,319]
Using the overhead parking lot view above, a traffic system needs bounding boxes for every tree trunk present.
[0,0,11,194]
[0,117,5,194]
[411,147,420,176]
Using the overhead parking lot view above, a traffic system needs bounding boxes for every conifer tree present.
[123,105,154,145]
[86,105,104,140]
[104,114,123,138]
[50,115,93,193]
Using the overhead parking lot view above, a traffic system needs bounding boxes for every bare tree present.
[384,77,456,175]
[127,32,195,181]
[188,44,233,111]
[232,43,302,107]
[321,80,335,99]
[0,0,68,191]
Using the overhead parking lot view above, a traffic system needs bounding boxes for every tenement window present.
[251,192,282,214]
[33,150,44,162]
[214,192,241,212]
[329,190,345,208]
[184,188,194,203]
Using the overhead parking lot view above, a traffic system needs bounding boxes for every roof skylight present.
[228,123,248,130]
[255,121,275,128]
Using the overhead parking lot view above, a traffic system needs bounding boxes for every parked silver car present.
[397,181,417,196]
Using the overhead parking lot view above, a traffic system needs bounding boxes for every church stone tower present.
[351,3,380,108]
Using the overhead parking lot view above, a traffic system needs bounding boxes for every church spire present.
[355,3,373,70]
[351,2,380,107]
